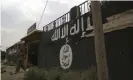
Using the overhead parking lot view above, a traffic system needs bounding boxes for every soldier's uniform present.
[15,45,26,73]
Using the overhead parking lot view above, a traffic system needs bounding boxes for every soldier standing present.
[15,43,26,74]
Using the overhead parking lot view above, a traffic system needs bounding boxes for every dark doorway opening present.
[28,42,39,66]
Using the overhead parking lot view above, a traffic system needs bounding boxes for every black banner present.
[43,13,93,44]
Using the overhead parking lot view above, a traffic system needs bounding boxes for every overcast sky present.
[1,0,86,50]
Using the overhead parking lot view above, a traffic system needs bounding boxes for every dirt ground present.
[1,65,25,80]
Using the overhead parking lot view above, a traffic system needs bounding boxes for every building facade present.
[38,1,133,80]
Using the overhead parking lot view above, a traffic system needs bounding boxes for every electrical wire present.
[37,0,48,28]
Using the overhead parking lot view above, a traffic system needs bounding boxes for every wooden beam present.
[91,1,109,80]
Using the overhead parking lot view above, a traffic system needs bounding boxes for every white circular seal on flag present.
[60,44,72,69]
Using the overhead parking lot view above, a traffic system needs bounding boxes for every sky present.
[1,0,86,50]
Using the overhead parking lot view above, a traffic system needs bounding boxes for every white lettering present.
[51,16,93,41]
[75,19,80,34]
[52,25,69,41]
[81,17,84,32]
[51,30,56,41]
[56,28,58,40]
[70,19,80,35]
[86,17,93,31]
[43,27,46,32]
[65,24,68,36]
[55,30,58,40]
[58,28,60,39]
[61,27,66,38]
[81,17,86,38]
[70,24,76,35]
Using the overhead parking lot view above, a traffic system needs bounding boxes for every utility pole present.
[90,1,109,80]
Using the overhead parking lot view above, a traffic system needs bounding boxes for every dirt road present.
[1,65,24,80]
